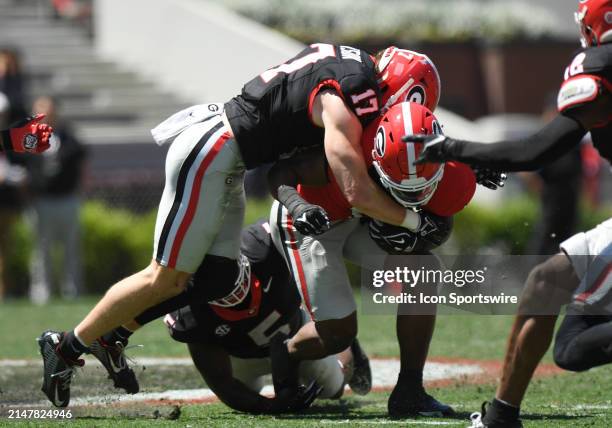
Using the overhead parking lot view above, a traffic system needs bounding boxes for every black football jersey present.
[166,221,302,359]
[224,43,381,169]
[561,44,612,162]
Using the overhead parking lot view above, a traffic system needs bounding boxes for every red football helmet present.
[371,102,444,208]
[375,47,441,113]
[575,0,612,47]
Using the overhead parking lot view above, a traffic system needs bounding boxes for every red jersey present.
[298,122,477,220]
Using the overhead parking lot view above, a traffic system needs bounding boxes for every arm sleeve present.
[446,114,586,171]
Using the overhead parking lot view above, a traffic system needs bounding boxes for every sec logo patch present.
[215,324,231,336]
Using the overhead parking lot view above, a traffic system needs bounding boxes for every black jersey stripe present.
[156,120,224,264]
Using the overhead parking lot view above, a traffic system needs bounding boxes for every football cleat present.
[38,330,84,407]
[348,338,372,395]
[89,338,140,394]
[469,402,523,428]
[388,383,455,418]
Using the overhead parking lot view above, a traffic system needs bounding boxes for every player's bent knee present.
[520,255,575,314]
[316,314,358,354]
[329,385,345,399]
[145,261,191,299]
[553,342,590,372]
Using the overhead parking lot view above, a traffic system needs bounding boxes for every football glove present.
[0,114,52,154]
[277,185,331,236]
[369,212,453,255]
[369,219,419,254]
[271,380,323,413]
[472,166,507,190]
[293,205,330,236]
[403,134,453,164]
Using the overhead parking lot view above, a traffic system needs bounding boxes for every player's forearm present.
[352,180,408,226]
[326,144,417,228]
[268,151,329,200]
[446,115,586,171]
[267,162,299,200]
[211,379,277,414]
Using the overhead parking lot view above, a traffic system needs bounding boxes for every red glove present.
[1,114,53,154]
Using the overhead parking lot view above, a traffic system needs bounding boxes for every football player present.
[404,1,612,427]
[0,114,52,154]
[267,101,501,418]
[164,220,368,413]
[92,220,370,413]
[38,44,440,407]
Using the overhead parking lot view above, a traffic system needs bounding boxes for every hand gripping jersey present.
[558,44,612,161]
[224,44,381,169]
[165,221,302,359]
[298,118,476,221]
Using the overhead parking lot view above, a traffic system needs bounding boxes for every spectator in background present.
[27,96,87,304]
[0,48,27,122]
[525,95,582,255]
[0,92,28,301]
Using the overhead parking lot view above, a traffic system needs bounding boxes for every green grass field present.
[1,297,611,427]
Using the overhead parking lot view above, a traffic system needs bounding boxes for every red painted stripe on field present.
[74,356,565,409]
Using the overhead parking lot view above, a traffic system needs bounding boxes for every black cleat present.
[38,330,84,407]
[469,401,523,428]
[348,338,372,395]
[388,383,455,418]
[89,338,139,394]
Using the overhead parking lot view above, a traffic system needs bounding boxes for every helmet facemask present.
[575,1,612,47]
[576,7,596,47]
[208,254,252,308]
[373,160,444,208]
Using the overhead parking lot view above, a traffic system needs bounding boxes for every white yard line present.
[308,421,464,426]
[551,404,612,410]
[3,358,483,408]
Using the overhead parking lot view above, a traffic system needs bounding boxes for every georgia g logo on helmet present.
[375,126,386,157]
[375,47,441,113]
[406,85,426,106]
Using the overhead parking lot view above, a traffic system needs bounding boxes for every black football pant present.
[553,305,612,372]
